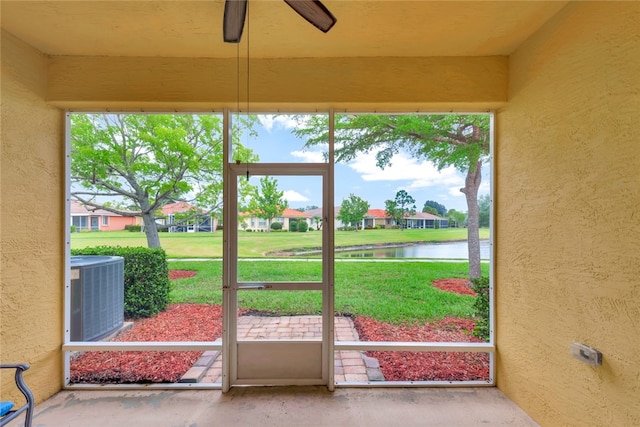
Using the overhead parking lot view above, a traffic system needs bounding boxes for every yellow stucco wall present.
[1,31,65,403]
[495,2,640,425]
[46,56,507,112]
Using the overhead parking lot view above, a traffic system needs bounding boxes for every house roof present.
[161,201,203,215]
[281,208,309,218]
[239,208,309,218]
[306,207,391,219]
[407,212,445,220]
[305,207,340,218]
[366,209,389,219]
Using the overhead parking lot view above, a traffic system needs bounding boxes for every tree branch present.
[71,195,141,217]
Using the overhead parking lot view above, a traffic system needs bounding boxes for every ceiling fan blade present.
[283,0,337,33]
[223,0,248,43]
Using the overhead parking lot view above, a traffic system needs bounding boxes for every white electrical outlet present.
[570,343,602,366]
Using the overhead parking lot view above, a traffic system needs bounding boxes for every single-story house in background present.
[405,212,449,229]
[305,207,343,230]
[158,201,216,232]
[304,207,448,230]
[363,209,393,229]
[240,208,310,232]
[70,200,140,232]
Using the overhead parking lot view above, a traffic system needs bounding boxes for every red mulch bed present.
[353,316,489,381]
[432,278,476,296]
[168,269,197,280]
[71,275,485,384]
[70,304,222,383]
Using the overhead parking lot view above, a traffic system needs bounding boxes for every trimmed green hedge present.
[71,246,171,318]
[270,221,283,231]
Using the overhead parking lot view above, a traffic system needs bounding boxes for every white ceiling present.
[1,1,568,59]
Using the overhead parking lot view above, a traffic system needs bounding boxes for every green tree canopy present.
[423,200,447,216]
[71,113,258,248]
[338,194,370,231]
[423,206,438,215]
[248,176,288,233]
[293,113,489,280]
[385,190,416,230]
[446,209,467,228]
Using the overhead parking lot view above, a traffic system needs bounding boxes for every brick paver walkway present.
[181,316,382,384]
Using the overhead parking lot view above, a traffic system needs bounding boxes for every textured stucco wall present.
[495,2,640,425]
[1,31,65,403]
[46,56,507,112]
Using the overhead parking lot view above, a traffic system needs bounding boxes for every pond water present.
[336,240,491,260]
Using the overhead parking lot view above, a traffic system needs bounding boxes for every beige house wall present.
[1,31,65,403]
[495,2,640,426]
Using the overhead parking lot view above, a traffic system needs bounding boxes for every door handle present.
[237,284,269,290]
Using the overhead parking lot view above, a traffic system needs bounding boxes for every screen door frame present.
[221,110,335,391]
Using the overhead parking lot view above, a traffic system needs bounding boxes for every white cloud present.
[448,186,465,197]
[259,115,298,131]
[290,150,325,163]
[348,152,463,188]
[283,190,309,202]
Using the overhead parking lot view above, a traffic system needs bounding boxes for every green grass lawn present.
[168,260,489,324]
[72,227,489,258]
[72,228,490,324]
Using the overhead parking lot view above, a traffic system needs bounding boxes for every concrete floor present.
[25,316,538,426]
[26,387,538,427]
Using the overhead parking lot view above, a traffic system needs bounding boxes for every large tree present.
[338,193,370,231]
[248,176,288,232]
[71,113,256,248]
[385,190,416,230]
[293,113,490,280]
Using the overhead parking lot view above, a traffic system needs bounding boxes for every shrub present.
[471,276,490,342]
[124,224,142,232]
[71,246,171,319]
[70,225,77,233]
[270,221,283,231]
[297,221,308,232]
[289,220,298,232]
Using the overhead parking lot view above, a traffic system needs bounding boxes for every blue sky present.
[242,115,490,214]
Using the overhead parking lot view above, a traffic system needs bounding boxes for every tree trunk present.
[462,160,483,281]
[142,212,161,248]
